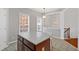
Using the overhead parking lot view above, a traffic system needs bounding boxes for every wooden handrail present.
[64,28,70,33]
[64,28,70,38]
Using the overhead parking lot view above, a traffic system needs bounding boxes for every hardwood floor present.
[65,38,78,48]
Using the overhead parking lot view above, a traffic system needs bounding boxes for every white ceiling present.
[30,8,64,13]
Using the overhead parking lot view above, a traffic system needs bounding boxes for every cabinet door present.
[23,45,31,51]
[36,38,50,51]
[17,39,23,51]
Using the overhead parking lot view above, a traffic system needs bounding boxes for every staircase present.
[64,28,70,38]
[50,37,78,51]
[65,38,78,48]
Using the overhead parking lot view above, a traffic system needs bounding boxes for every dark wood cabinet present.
[35,39,50,51]
[17,39,23,51]
[17,35,50,51]
[23,44,31,51]
[17,36,24,51]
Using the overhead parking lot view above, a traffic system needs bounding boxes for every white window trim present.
[37,16,43,32]
[19,13,30,33]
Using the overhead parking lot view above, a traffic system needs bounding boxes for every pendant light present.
[43,8,46,18]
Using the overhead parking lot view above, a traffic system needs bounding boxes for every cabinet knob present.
[42,47,45,51]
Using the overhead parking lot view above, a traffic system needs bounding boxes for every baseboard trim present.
[0,40,17,51]
[8,40,17,45]
[0,44,8,51]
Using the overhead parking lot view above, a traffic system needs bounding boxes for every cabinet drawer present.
[23,39,35,50]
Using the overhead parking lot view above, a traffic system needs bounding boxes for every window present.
[19,14,29,32]
[37,17,42,32]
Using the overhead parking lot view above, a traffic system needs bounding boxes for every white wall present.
[8,8,41,43]
[43,14,60,29]
[43,13,61,38]
[78,9,79,50]
[64,8,78,38]
[0,8,9,50]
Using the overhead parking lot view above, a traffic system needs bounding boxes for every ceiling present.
[30,8,64,13]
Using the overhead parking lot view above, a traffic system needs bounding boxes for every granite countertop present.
[19,31,50,45]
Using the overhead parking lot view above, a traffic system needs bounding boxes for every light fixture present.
[42,8,46,18]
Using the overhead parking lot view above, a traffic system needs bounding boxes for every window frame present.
[19,13,30,33]
[37,16,43,32]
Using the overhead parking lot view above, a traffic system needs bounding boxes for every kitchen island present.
[17,32,50,51]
